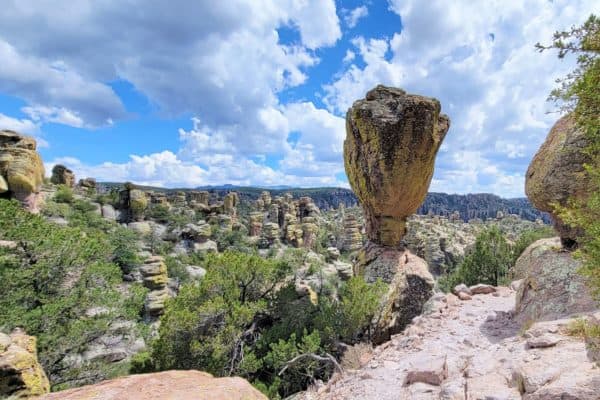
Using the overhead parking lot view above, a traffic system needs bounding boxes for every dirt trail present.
[303,286,600,400]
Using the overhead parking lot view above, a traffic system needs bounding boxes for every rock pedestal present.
[344,85,449,247]
[141,256,170,316]
[0,131,45,213]
[342,214,362,252]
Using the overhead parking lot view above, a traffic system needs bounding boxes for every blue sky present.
[0,0,597,197]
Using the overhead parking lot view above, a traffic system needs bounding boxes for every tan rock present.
[0,329,50,398]
[0,130,45,213]
[404,355,448,386]
[342,214,362,252]
[50,164,75,187]
[39,370,267,400]
[469,284,496,295]
[344,85,449,246]
[525,115,590,248]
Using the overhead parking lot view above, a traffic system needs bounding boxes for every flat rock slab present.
[40,370,267,400]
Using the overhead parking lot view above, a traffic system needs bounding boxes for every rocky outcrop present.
[0,329,50,398]
[357,244,435,344]
[141,256,170,316]
[118,184,148,223]
[514,237,596,323]
[344,85,449,247]
[78,177,97,190]
[40,370,267,400]
[50,164,75,187]
[525,115,590,248]
[342,214,362,252]
[0,130,45,213]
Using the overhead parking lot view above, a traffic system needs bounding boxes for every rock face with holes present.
[344,85,450,247]
[0,329,50,398]
[40,370,267,400]
[525,115,590,248]
[0,130,45,213]
[299,286,600,400]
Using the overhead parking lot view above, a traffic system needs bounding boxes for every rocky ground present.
[302,286,600,400]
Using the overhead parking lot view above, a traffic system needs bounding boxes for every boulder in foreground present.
[40,370,267,400]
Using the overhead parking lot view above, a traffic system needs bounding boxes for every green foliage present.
[149,249,385,398]
[439,226,513,290]
[213,227,254,253]
[539,15,600,299]
[110,227,141,274]
[148,204,171,223]
[0,199,146,388]
[53,185,74,203]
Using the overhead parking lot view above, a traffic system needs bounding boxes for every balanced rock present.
[344,85,449,246]
[0,130,45,213]
[141,256,170,316]
[50,164,75,187]
[119,184,148,222]
[525,115,590,248]
[0,329,50,398]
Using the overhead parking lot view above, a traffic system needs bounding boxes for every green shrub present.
[0,199,146,388]
[54,185,74,203]
[439,226,513,291]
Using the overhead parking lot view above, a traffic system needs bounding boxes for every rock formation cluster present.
[0,130,45,213]
[251,191,322,250]
[525,114,590,248]
[344,85,450,247]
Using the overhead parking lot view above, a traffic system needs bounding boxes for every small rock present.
[0,240,17,250]
[404,356,448,386]
[453,283,472,296]
[185,265,207,280]
[510,279,523,291]
[469,284,496,295]
[526,334,561,349]
[458,292,472,301]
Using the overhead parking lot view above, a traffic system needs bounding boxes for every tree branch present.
[278,352,342,376]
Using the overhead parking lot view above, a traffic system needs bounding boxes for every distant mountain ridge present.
[98,183,550,223]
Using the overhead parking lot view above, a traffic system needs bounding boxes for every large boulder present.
[50,164,75,187]
[525,115,590,248]
[39,370,267,400]
[0,130,45,213]
[357,244,435,344]
[514,237,596,323]
[344,85,450,246]
[0,329,50,398]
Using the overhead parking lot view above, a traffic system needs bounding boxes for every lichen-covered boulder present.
[50,164,75,187]
[0,329,50,398]
[129,189,148,221]
[515,237,596,323]
[525,115,590,248]
[0,130,45,213]
[344,85,449,246]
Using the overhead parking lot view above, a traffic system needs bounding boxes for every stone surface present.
[357,243,435,344]
[525,115,590,248]
[0,130,45,213]
[140,256,170,316]
[404,356,448,386]
[342,214,362,252]
[515,238,596,323]
[344,85,449,246]
[40,370,267,400]
[469,284,496,295]
[50,164,75,187]
[0,329,50,398]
